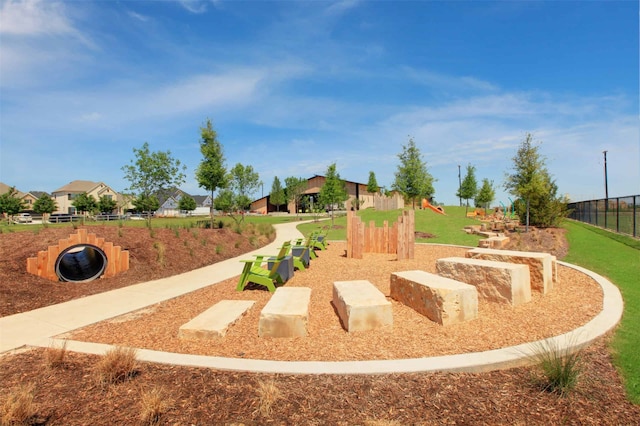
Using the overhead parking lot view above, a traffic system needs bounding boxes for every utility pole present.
[458,165,462,207]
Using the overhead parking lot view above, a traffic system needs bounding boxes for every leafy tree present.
[284,176,307,218]
[269,176,286,212]
[33,194,57,222]
[457,164,478,215]
[195,119,227,225]
[97,195,117,214]
[504,133,568,230]
[214,163,260,226]
[475,178,495,213]
[178,195,197,214]
[72,192,98,216]
[318,162,348,224]
[0,187,25,223]
[392,137,435,209]
[132,194,160,214]
[367,171,380,194]
[122,141,186,224]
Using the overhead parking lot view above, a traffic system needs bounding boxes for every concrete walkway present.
[0,221,624,375]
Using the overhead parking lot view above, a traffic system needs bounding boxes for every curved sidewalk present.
[1,222,624,375]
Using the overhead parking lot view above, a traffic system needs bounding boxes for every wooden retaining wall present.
[26,228,129,282]
[347,210,414,259]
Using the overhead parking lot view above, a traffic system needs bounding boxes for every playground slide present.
[422,199,446,215]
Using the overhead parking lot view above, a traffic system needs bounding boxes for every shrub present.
[215,244,223,255]
[1,383,37,425]
[139,386,172,425]
[95,346,138,385]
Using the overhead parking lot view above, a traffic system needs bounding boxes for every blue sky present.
[1,0,638,205]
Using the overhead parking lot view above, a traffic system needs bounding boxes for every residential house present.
[156,188,212,217]
[51,180,121,214]
[21,191,51,211]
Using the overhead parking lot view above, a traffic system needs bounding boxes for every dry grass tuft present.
[44,339,67,369]
[364,420,403,426]
[95,346,138,385]
[254,379,282,418]
[1,382,37,426]
[139,386,172,425]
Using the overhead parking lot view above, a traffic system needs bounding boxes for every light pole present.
[603,150,608,200]
[458,165,462,207]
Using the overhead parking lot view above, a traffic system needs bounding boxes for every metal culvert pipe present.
[55,244,108,282]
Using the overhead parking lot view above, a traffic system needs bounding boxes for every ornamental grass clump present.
[95,346,138,385]
[139,386,172,425]
[1,383,37,425]
[44,339,68,369]
[254,379,282,418]
[530,338,583,396]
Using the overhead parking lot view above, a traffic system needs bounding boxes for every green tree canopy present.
[132,194,160,214]
[366,171,380,194]
[214,163,260,226]
[97,195,117,214]
[284,176,307,218]
[475,178,495,212]
[122,141,186,223]
[0,187,25,223]
[33,194,57,218]
[178,195,197,213]
[392,137,435,209]
[72,193,98,215]
[457,164,478,214]
[504,133,568,229]
[269,176,286,212]
[195,119,227,223]
[319,163,348,223]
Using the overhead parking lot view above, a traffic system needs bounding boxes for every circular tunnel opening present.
[55,244,108,283]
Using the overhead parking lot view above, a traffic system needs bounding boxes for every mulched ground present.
[1,223,639,424]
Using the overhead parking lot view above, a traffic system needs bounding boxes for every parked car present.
[14,213,32,223]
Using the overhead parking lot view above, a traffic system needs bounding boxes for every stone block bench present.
[478,236,510,249]
[259,287,312,338]
[390,271,478,326]
[436,257,531,306]
[466,248,555,294]
[333,280,393,332]
[179,300,255,340]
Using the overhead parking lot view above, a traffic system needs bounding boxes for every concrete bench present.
[179,300,255,340]
[333,280,393,332]
[258,287,312,338]
[466,248,554,294]
[390,271,478,326]
[436,257,531,306]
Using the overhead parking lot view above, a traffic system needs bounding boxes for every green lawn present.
[562,220,640,404]
[299,209,640,404]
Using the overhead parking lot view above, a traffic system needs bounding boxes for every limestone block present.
[436,257,531,306]
[466,248,554,294]
[333,280,393,332]
[390,271,478,326]
[259,287,311,338]
[179,300,255,340]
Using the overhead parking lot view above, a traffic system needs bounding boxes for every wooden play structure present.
[346,210,415,260]
[27,228,129,282]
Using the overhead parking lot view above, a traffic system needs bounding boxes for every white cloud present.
[177,0,208,14]
[0,0,73,35]
[127,10,150,22]
[402,67,499,92]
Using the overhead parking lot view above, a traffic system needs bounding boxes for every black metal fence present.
[567,195,639,238]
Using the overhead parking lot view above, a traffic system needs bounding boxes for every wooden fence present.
[346,209,414,259]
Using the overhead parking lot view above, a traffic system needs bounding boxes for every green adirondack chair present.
[236,242,291,292]
[294,236,318,259]
[286,241,311,271]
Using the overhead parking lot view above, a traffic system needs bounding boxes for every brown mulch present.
[0,224,269,317]
[1,224,639,424]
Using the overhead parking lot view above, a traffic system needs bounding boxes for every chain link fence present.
[567,195,638,238]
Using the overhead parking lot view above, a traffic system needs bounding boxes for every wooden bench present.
[179,300,255,339]
[436,257,531,306]
[258,287,312,338]
[333,280,393,332]
[390,270,478,326]
[466,248,555,294]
